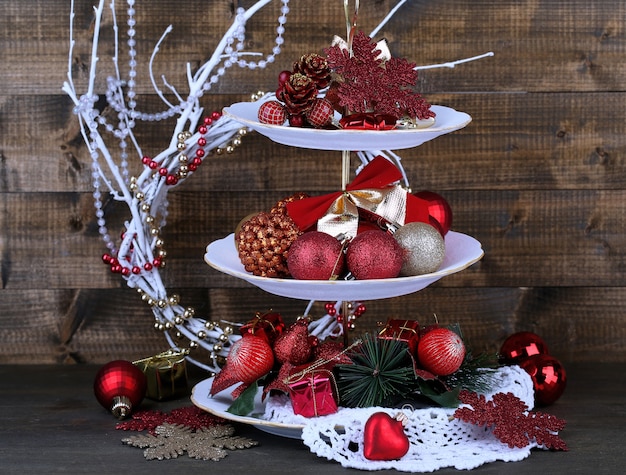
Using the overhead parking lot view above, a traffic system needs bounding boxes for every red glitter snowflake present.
[116,406,224,435]
[325,31,434,120]
[454,390,568,451]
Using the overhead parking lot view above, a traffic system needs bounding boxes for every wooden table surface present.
[0,363,623,474]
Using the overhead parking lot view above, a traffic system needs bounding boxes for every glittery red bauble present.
[346,230,403,280]
[273,320,313,365]
[94,360,147,419]
[417,327,466,376]
[414,191,453,236]
[499,331,550,365]
[519,354,567,406]
[258,100,287,125]
[287,231,345,280]
[363,412,410,461]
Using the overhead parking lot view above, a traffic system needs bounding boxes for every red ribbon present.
[286,156,429,236]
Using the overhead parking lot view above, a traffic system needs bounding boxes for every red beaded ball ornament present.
[287,231,345,280]
[346,230,403,280]
[519,354,567,406]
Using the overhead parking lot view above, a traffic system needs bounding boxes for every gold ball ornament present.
[393,222,446,276]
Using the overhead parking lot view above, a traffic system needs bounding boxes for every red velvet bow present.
[286,156,429,237]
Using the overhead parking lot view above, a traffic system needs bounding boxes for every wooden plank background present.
[1,0,625,365]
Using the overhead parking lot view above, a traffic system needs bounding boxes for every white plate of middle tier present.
[223,101,471,151]
[204,231,483,301]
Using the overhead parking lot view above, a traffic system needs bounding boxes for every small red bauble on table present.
[94,360,147,419]
[499,331,550,364]
[519,354,567,406]
[499,331,566,405]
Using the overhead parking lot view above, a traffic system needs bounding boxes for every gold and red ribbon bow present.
[286,155,429,238]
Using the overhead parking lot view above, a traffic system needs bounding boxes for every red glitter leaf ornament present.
[325,31,434,120]
[454,391,568,451]
[116,406,224,435]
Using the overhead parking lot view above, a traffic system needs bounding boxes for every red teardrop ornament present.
[363,412,410,461]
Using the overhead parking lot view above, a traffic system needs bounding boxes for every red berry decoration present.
[258,100,287,125]
[417,327,466,376]
[277,70,291,86]
[363,412,410,461]
[519,354,567,406]
[346,230,403,280]
[499,331,550,365]
[306,98,334,128]
[209,334,275,398]
[287,231,345,280]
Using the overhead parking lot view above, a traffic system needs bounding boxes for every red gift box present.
[286,364,339,418]
[378,319,420,355]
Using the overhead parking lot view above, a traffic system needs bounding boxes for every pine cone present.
[277,73,317,116]
[293,53,331,89]
[236,193,308,278]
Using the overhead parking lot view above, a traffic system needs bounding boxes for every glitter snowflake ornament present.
[122,423,258,461]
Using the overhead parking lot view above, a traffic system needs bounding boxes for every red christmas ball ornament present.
[414,190,453,236]
[93,360,147,419]
[417,327,466,376]
[277,70,291,85]
[346,230,403,280]
[499,331,550,365]
[273,320,313,365]
[519,354,567,406]
[209,334,275,396]
[363,412,410,461]
[258,100,287,125]
[287,231,345,280]
[306,98,334,128]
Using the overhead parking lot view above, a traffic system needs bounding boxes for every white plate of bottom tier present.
[204,231,483,301]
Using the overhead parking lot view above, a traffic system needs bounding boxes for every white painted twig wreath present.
[63,0,491,373]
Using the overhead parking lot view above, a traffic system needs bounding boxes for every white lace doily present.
[264,365,538,472]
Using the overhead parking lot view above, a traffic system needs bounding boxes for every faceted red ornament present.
[519,354,567,406]
[499,331,550,365]
[414,190,453,236]
[417,327,466,376]
[258,100,287,125]
[305,98,334,128]
[346,230,403,280]
[287,231,345,280]
[94,360,147,419]
[363,412,410,461]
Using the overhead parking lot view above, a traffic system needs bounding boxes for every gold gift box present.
[134,349,189,401]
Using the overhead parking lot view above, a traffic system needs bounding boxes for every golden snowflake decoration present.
[122,422,258,461]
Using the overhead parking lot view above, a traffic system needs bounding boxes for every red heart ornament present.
[363,412,410,461]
